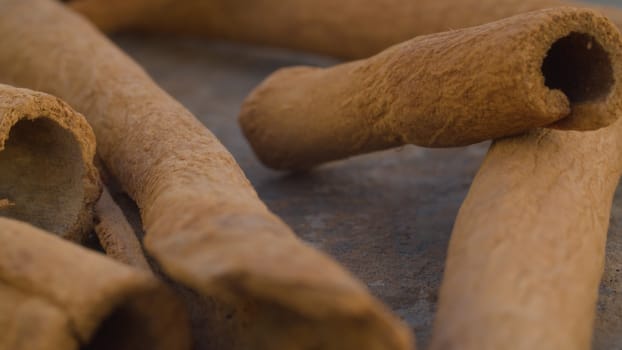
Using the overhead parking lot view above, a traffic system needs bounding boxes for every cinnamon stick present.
[0,84,100,241]
[239,8,622,170]
[0,217,191,350]
[0,282,77,350]
[67,0,622,58]
[94,187,152,271]
[428,122,622,349]
[0,1,413,348]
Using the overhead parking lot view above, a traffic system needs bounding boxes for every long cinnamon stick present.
[0,1,413,348]
[428,121,622,349]
[67,0,622,59]
[0,217,191,350]
[0,84,100,241]
[239,8,622,170]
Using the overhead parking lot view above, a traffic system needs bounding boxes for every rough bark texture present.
[0,84,100,241]
[0,217,191,350]
[240,8,622,170]
[428,119,622,349]
[0,283,77,350]
[95,187,152,271]
[0,1,413,349]
[68,0,622,59]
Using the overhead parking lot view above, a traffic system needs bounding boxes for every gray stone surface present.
[113,2,622,347]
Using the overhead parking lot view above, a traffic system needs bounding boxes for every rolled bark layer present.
[94,187,152,271]
[428,119,622,349]
[0,84,100,241]
[0,217,191,350]
[239,8,622,170]
[68,0,622,59]
[0,1,413,349]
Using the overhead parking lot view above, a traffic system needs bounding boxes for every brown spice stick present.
[0,283,76,350]
[0,84,100,241]
[0,217,191,350]
[239,8,622,170]
[0,1,413,348]
[95,187,151,271]
[68,0,622,59]
[428,121,622,349]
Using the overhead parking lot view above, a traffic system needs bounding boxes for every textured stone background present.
[113,1,622,348]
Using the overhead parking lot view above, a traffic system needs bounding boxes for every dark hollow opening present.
[542,32,614,103]
[82,303,158,350]
[0,118,84,234]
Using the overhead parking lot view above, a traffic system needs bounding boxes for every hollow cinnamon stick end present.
[0,84,101,242]
[0,217,191,350]
[541,8,622,130]
[85,279,192,350]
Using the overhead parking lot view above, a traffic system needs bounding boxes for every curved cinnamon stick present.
[0,84,100,241]
[239,8,622,170]
[0,217,191,350]
[429,121,622,349]
[0,1,413,348]
[67,0,622,59]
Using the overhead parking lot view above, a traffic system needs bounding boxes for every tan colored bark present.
[67,0,622,59]
[0,283,77,350]
[95,187,152,271]
[240,8,622,170]
[0,1,413,348]
[428,119,622,349]
[0,217,191,350]
[0,84,100,241]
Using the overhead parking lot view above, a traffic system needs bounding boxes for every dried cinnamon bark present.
[239,8,622,170]
[67,0,622,59]
[0,1,413,348]
[0,283,76,350]
[0,84,100,241]
[94,187,152,271]
[0,217,191,350]
[428,121,622,349]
